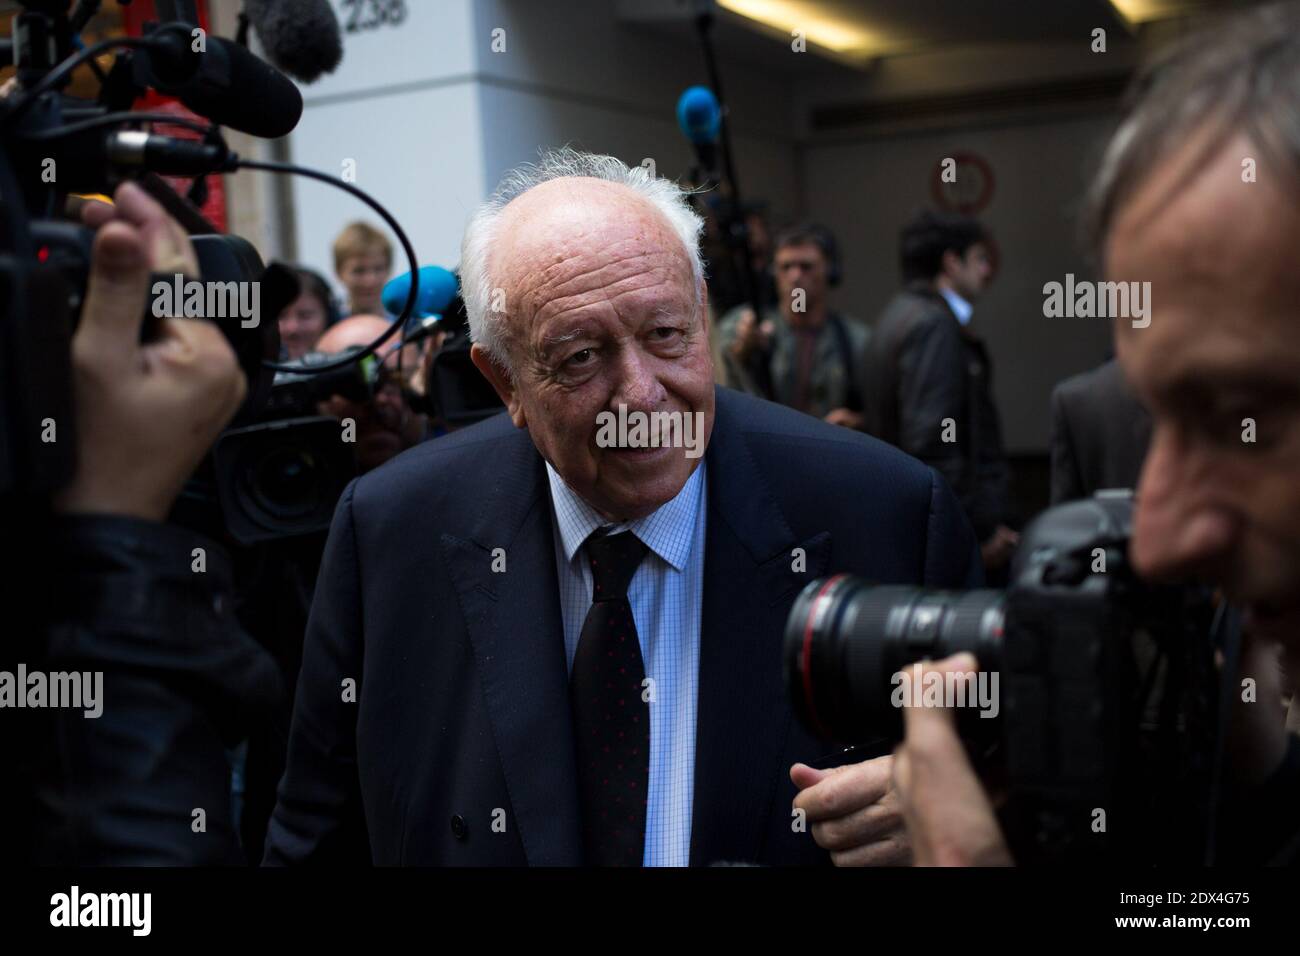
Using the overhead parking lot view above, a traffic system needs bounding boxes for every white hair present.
[459,147,705,370]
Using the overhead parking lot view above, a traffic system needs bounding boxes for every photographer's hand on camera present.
[52,182,247,521]
[892,654,1013,866]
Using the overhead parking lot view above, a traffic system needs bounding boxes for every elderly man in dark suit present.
[265,148,980,867]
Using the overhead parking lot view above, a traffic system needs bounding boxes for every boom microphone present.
[244,0,344,84]
[134,24,304,138]
[676,85,721,172]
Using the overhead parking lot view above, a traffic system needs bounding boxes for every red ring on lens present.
[801,574,846,738]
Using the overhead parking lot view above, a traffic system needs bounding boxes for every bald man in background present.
[314,315,428,473]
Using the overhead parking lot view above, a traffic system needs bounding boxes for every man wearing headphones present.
[863,210,1017,577]
[718,224,869,429]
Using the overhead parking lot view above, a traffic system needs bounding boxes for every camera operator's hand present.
[1228,628,1292,787]
[980,524,1020,571]
[790,754,911,865]
[52,181,247,521]
[408,329,447,400]
[823,407,864,430]
[727,307,774,363]
[893,654,1014,866]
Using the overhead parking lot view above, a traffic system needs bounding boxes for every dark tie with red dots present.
[570,528,651,867]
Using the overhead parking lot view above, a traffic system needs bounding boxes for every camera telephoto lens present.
[784,575,1005,741]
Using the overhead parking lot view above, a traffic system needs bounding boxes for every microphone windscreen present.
[382,266,459,319]
[179,37,303,137]
[245,0,343,84]
[676,86,721,146]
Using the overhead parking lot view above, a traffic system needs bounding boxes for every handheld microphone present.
[382,266,459,320]
[134,23,304,138]
[244,0,343,84]
[676,85,721,173]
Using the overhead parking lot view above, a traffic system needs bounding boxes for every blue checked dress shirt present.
[544,461,707,867]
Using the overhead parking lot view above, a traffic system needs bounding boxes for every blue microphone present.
[677,85,721,175]
[382,265,459,321]
[676,85,721,145]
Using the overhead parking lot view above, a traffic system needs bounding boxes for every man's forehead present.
[499,180,670,255]
[1110,133,1300,332]
[775,243,825,262]
[1109,131,1300,276]
[1107,128,1300,405]
[493,178,692,312]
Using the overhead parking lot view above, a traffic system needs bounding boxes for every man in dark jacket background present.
[1048,357,1152,505]
[863,210,1018,577]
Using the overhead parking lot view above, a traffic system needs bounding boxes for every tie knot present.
[585,529,648,601]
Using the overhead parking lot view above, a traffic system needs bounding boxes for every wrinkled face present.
[943,242,992,301]
[339,251,390,311]
[775,242,829,316]
[471,178,715,522]
[278,291,327,360]
[1109,129,1300,650]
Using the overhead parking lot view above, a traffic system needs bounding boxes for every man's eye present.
[652,327,683,341]
[566,348,594,367]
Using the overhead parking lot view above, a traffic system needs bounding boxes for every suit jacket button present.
[451,814,468,840]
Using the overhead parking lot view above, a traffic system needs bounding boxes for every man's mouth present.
[607,444,674,461]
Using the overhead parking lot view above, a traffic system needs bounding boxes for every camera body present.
[1,3,275,498]
[785,492,1222,862]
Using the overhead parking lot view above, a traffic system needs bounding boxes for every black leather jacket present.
[5,514,280,865]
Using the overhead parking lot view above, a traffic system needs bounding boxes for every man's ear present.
[470,343,527,428]
[940,248,963,279]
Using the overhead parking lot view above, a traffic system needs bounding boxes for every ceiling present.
[619,0,1274,71]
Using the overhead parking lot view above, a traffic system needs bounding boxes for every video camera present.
[1,0,421,543]
[785,492,1228,864]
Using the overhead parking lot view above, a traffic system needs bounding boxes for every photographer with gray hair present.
[890,1,1300,866]
[266,147,981,866]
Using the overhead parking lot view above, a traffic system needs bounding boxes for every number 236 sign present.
[341,0,408,33]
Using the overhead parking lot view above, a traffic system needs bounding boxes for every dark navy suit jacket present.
[264,386,981,865]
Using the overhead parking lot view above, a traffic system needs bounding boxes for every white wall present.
[286,0,484,292]
[804,113,1120,453]
[284,0,802,292]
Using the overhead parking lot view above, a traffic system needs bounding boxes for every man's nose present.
[1130,424,1238,582]
[612,345,667,410]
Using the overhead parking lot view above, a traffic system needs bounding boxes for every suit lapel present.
[437,428,582,865]
[690,390,831,865]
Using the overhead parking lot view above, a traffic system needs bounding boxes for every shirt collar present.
[939,287,974,326]
[545,461,705,573]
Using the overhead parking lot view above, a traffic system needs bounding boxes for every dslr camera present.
[785,491,1226,864]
